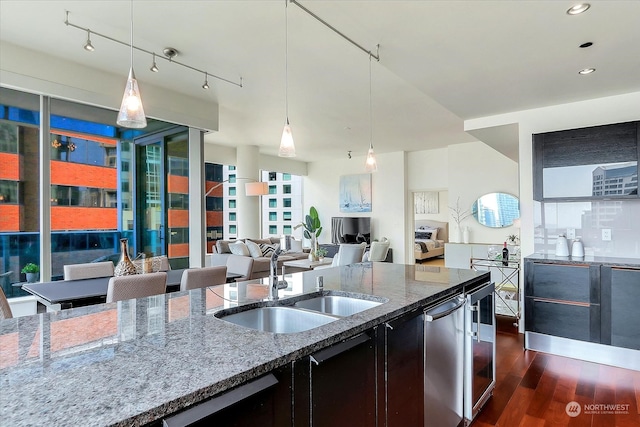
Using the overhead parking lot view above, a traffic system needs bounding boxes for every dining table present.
[22,269,242,312]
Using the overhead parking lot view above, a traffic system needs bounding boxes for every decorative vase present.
[450,224,460,243]
[308,235,319,262]
[114,238,137,276]
[463,226,470,244]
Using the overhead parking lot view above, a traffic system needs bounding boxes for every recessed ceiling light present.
[567,4,591,15]
[578,68,596,75]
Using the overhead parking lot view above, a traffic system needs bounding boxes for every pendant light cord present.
[130,0,134,69]
[369,53,373,150]
[285,0,289,122]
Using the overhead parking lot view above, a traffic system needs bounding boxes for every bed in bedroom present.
[414,220,448,262]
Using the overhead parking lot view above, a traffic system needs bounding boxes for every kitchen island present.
[0,263,489,426]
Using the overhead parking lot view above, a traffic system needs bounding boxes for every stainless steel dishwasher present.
[424,295,466,427]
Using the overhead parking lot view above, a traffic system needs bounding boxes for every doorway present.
[134,126,189,268]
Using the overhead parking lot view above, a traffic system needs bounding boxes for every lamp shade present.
[365,147,378,172]
[279,121,296,157]
[245,181,269,196]
[116,68,147,128]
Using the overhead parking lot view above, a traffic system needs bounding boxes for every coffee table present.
[282,257,333,270]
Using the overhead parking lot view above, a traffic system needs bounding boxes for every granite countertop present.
[525,253,640,267]
[0,263,489,427]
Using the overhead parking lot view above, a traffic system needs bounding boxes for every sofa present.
[208,237,310,280]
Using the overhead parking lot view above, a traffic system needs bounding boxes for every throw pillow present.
[259,243,278,257]
[247,238,272,245]
[245,240,263,258]
[229,241,250,257]
[216,240,232,254]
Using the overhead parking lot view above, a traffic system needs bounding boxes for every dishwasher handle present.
[425,296,465,322]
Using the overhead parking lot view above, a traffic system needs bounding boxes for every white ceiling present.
[1,1,639,162]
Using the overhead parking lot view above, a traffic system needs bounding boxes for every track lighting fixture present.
[150,53,159,72]
[202,73,210,89]
[83,29,95,51]
[65,11,243,92]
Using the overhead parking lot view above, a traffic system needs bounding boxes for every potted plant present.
[294,206,323,261]
[21,263,40,283]
[316,247,328,261]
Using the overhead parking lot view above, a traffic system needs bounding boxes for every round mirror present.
[471,193,520,228]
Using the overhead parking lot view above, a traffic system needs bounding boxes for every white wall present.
[305,151,407,262]
[447,141,519,244]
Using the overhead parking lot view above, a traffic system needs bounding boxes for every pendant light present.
[116,0,147,129]
[278,0,296,157]
[364,53,378,172]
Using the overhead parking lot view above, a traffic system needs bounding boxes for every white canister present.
[572,238,585,257]
[555,234,570,257]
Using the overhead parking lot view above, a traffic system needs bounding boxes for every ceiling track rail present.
[289,0,380,61]
[64,11,243,88]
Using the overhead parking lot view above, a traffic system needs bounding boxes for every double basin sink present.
[215,293,386,334]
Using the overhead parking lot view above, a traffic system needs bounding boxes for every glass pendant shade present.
[117,68,147,129]
[365,146,378,172]
[279,119,296,157]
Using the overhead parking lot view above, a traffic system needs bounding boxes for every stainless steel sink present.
[216,306,337,333]
[294,295,382,317]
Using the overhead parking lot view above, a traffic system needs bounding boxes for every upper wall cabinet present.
[533,121,639,201]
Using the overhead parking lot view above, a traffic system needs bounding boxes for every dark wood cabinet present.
[601,267,640,350]
[161,367,292,427]
[380,308,424,427]
[532,121,639,201]
[525,262,601,343]
[294,331,377,427]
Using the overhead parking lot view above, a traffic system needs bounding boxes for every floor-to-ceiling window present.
[0,87,188,295]
[0,88,40,297]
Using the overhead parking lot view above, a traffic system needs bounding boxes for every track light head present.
[83,29,95,51]
[202,73,210,89]
[150,53,159,72]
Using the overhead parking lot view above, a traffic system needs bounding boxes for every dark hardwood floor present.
[471,316,640,427]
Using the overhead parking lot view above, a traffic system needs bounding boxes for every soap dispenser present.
[555,234,570,257]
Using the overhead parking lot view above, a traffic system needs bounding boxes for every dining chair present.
[64,261,114,281]
[106,271,167,303]
[316,243,367,269]
[180,266,228,291]
[364,238,390,262]
[0,286,13,320]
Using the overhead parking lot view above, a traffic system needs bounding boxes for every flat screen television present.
[331,216,371,244]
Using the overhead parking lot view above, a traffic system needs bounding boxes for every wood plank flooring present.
[471,317,640,426]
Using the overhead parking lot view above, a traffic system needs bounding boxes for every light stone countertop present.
[0,263,489,427]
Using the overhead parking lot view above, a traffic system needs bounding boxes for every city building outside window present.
[283,173,291,181]
[283,225,292,234]
[269,199,277,208]
[229,187,236,196]
[283,184,291,194]
[283,212,292,221]
[229,212,236,221]
[283,198,292,207]
[269,185,277,195]
[269,212,277,221]
[269,225,277,234]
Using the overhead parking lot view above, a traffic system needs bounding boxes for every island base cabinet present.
[161,367,292,427]
[381,309,425,427]
[294,332,377,427]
